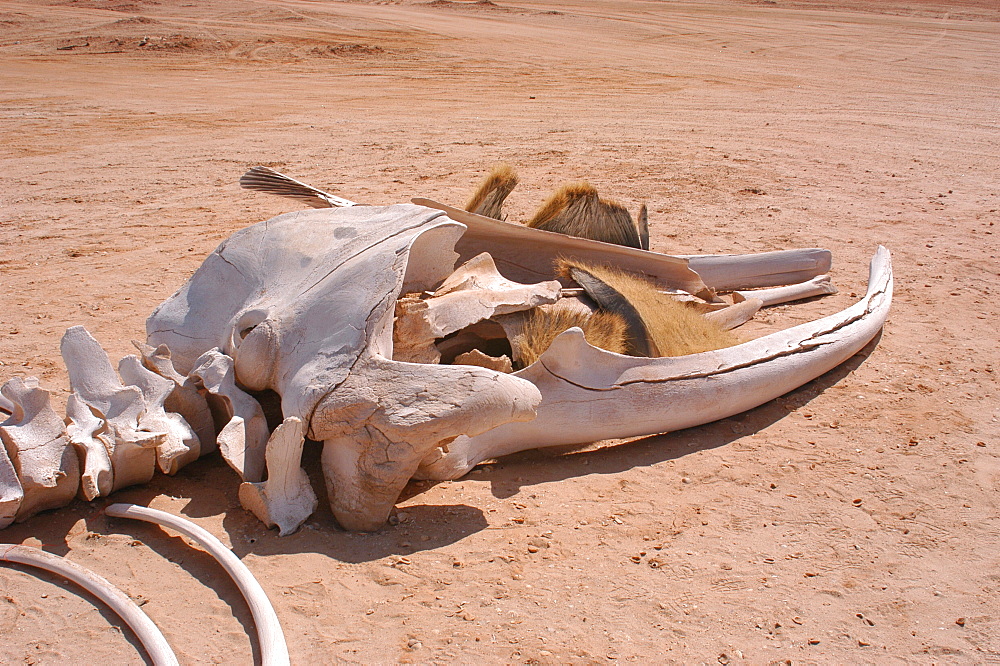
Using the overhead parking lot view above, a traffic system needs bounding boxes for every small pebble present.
[956,617,966,626]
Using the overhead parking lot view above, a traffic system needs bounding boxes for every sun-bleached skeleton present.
[1,199,891,533]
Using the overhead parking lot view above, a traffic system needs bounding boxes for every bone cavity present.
[393,252,560,363]
[0,377,80,521]
[238,417,317,536]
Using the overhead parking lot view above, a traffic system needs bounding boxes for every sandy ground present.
[1,0,998,662]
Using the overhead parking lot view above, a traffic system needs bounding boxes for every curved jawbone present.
[417,246,893,480]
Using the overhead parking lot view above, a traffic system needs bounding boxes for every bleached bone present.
[188,349,268,483]
[134,341,217,457]
[454,349,513,373]
[0,543,179,666]
[118,355,200,475]
[733,274,838,306]
[416,246,892,480]
[0,433,24,529]
[147,205,542,530]
[680,248,833,291]
[394,252,560,363]
[147,202,890,530]
[60,326,163,492]
[0,393,13,416]
[413,199,717,300]
[238,417,317,536]
[704,297,763,331]
[105,503,290,666]
[65,392,113,500]
[0,377,80,521]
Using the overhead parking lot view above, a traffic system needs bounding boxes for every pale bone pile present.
[2,195,892,535]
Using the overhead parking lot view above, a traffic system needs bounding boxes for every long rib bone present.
[417,246,892,480]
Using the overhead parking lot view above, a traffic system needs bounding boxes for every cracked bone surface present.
[144,202,890,530]
[0,377,80,522]
[60,326,165,492]
[147,204,542,530]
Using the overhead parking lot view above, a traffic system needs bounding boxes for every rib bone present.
[417,246,892,480]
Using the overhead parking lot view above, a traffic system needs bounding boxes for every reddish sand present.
[1,0,998,662]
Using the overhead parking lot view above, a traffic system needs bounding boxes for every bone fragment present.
[135,341,217,456]
[454,349,513,373]
[0,377,80,521]
[60,326,163,492]
[0,543,179,666]
[105,503,290,666]
[733,274,838,306]
[238,417,317,536]
[315,356,540,530]
[0,393,12,417]
[413,199,716,301]
[393,252,560,363]
[0,438,23,529]
[65,392,114,500]
[681,248,833,291]
[189,349,268,482]
[704,298,763,331]
[118,355,200,475]
[418,246,892,480]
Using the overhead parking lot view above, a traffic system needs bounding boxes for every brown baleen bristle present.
[557,258,739,357]
[465,163,519,219]
[517,308,627,368]
[527,182,642,249]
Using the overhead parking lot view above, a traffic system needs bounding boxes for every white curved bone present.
[105,503,289,666]
[417,246,892,480]
[703,297,763,330]
[682,248,833,291]
[0,543,179,666]
[733,274,838,306]
[0,377,80,521]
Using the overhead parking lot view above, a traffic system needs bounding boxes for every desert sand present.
[1,0,998,662]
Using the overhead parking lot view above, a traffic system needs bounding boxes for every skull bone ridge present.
[146,204,542,530]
